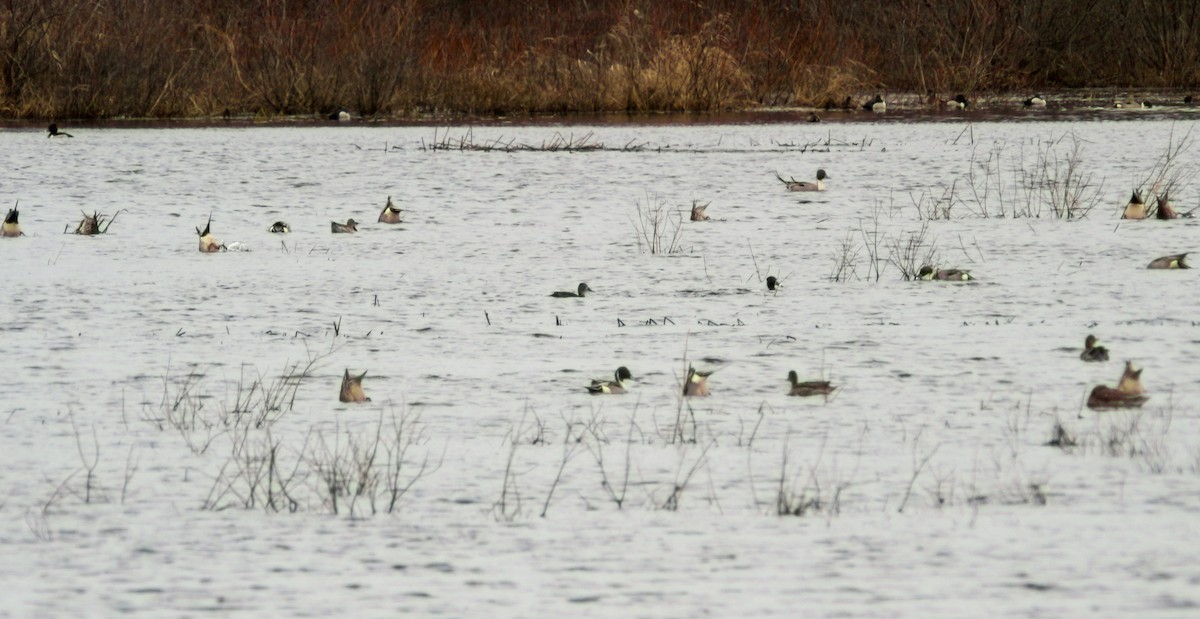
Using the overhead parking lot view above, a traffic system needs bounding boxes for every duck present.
[73,211,102,235]
[1086,361,1149,409]
[690,201,710,221]
[329,108,351,121]
[268,221,291,233]
[378,196,404,224]
[787,370,836,397]
[775,169,829,192]
[551,282,593,298]
[339,369,370,402]
[1087,384,1148,409]
[918,265,974,281]
[196,217,224,252]
[549,283,592,297]
[2,204,22,237]
[1147,253,1190,269]
[1121,190,1146,219]
[862,95,886,112]
[806,112,821,123]
[945,94,969,110]
[1186,95,1194,105]
[331,219,358,233]
[1080,334,1109,362]
[683,365,711,397]
[586,366,633,394]
[47,123,73,138]
[1116,360,1145,395]
[1023,94,1047,108]
[766,275,780,291]
[1154,192,1177,219]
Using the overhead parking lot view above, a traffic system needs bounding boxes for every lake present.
[2,107,1199,617]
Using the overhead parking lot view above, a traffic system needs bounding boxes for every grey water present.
[1,112,1199,617]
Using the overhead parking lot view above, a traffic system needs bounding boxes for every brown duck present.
[339,369,370,402]
[787,371,836,397]
[196,216,224,252]
[1080,335,1109,362]
[1086,361,1148,409]
[331,219,358,233]
[683,365,711,397]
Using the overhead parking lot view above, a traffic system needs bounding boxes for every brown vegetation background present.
[2,0,1199,119]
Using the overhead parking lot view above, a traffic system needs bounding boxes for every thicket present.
[2,0,1198,119]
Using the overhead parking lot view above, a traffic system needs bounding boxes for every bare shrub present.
[886,221,938,280]
[630,193,685,255]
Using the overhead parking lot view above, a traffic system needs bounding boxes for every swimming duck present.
[806,112,821,123]
[331,219,358,233]
[1121,190,1146,219]
[862,95,886,112]
[47,123,73,138]
[945,94,969,110]
[1086,361,1149,409]
[196,217,224,252]
[339,369,370,402]
[766,275,780,291]
[787,370,836,397]
[329,108,350,121]
[1154,192,1177,219]
[918,266,974,281]
[2,205,22,237]
[268,221,291,233]
[690,201,710,221]
[775,169,829,192]
[551,282,593,298]
[378,196,404,224]
[1147,253,1190,269]
[683,365,711,397]
[1080,335,1109,362]
[1023,94,1047,108]
[1186,95,1194,105]
[586,366,633,394]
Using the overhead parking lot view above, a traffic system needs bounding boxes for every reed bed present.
[3,0,1199,120]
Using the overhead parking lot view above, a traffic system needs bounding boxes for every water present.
[2,113,1199,617]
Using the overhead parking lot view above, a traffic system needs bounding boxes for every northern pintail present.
[587,366,633,394]
[378,196,404,224]
[787,370,836,397]
[339,369,370,402]
[551,282,593,298]
[1147,253,1190,269]
[2,204,22,237]
[331,219,358,233]
[1080,335,1109,362]
[775,169,829,192]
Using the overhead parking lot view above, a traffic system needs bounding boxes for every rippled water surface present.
[2,114,1199,617]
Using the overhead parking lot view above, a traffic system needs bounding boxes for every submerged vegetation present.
[2,0,1200,119]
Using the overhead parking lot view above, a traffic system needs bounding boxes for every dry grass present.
[3,0,1199,120]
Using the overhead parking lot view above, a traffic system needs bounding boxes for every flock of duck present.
[802,92,1196,122]
[13,120,1191,410]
